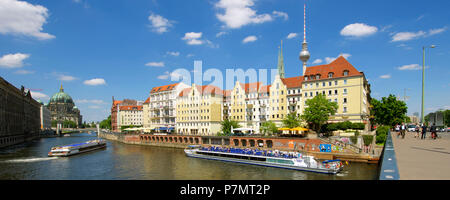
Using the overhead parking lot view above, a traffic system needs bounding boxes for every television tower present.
[299,3,310,75]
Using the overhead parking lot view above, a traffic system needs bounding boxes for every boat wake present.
[1,157,58,163]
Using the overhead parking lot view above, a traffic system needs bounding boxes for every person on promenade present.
[395,124,400,138]
[400,123,406,139]
[415,123,421,138]
[421,123,427,140]
[430,123,437,140]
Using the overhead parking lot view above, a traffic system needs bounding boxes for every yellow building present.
[301,56,371,128]
[176,84,223,135]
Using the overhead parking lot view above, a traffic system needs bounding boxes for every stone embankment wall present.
[99,132,379,163]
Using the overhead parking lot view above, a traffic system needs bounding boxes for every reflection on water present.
[0,132,378,180]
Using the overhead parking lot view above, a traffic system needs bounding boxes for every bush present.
[362,135,374,146]
[350,136,358,145]
[352,123,365,130]
[375,126,390,144]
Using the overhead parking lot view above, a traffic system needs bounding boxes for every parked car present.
[407,125,416,132]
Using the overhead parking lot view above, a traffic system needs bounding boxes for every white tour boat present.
[48,139,106,157]
[184,145,344,174]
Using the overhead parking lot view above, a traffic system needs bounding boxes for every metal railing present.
[378,131,400,180]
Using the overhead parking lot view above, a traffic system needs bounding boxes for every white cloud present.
[391,31,426,42]
[14,69,34,74]
[30,91,48,100]
[148,13,173,34]
[242,35,257,43]
[57,74,77,82]
[75,99,106,104]
[0,0,55,40]
[157,71,185,80]
[324,53,351,64]
[215,0,273,29]
[379,74,391,79]
[340,23,378,37]
[397,64,422,71]
[182,32,204,45]
[428,27,447,36]
[166,51,180,56]
[312,59,323,64]
[88,105,101,109]
[0,53,30,68]
[286,33,298,39]
[391,27,446,42]
[272,11,288,20]
[186,54,195,58]
[145,62,165,67]
[83,78,106,86]
[216,31,228,37]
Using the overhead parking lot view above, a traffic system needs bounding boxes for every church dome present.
[49,85,74,104]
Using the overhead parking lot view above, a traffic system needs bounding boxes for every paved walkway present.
[391,131,450,180]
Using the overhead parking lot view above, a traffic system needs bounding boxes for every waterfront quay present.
[99,131,380,163]
[0,132,378,180]
[391,131,450,180]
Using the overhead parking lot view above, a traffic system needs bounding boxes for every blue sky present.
[0,0,449,122]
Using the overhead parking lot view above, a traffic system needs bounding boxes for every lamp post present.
[421,45,436,124]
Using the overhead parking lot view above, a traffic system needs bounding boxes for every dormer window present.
[316,74,321,80]
[305,76,308,81]
[343,70,349,76]
[310,75,315,80]
[328,72,334,78]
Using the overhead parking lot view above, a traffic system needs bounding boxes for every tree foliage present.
[260,121,279,136]
[282,112,302,128]
[100,115,111,130]
[301,94,338,133]
[220,119,241,134]
[371,94,408,126]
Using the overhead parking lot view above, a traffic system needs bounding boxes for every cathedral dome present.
[49,85,74,104]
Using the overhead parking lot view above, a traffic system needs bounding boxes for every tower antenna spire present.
[299,1,310,75]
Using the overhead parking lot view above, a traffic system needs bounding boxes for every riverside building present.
[0,76,41,148]
[148,83,189,133]
[176,84,223,135]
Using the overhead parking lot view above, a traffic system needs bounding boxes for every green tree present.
[371,94,408,126]
[282,112,302,128]
[99,115,111,130]
[260,121,279,136]
[220,119,241,134]
[301,94,338,133]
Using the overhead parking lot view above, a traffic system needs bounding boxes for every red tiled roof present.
[258,85,271,93]
[239,82,263,93]
[119,105,143,111]
[143,97,150,104]
[223,90,232,97]
[281,76,303,88]
[150,83,179,94]
[304,56,362,81]
[113,100,122,106]
[178,85,224,97]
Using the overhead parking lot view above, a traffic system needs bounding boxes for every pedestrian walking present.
[395,124,400,138]
[415,123,420,138]
[421,123,427,140]
[430,123,437,140]
[400,123,406,139]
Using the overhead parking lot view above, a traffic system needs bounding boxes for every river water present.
[0,132,378,180]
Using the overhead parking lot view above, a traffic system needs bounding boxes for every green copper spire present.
[277,40,285,78]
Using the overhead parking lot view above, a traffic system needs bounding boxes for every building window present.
[343,98,347,103]
[305,76,308,81]
[343,107,347,113]
[335,81,338,85]
[343,89,348,94]
[343,70,349,76]
[328,72,334,78]
[344,80,347,85]
[316,74,321,80]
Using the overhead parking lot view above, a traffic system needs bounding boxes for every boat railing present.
[199,146,299,159]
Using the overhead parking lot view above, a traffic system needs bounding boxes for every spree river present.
[0,132,378,180]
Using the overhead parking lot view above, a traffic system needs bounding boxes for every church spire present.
[60,84,64,92]
[277,40,285,78]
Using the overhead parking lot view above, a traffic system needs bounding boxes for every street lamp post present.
[421,45,436,124]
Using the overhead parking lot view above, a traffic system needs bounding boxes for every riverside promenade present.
[391,130,450,180]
